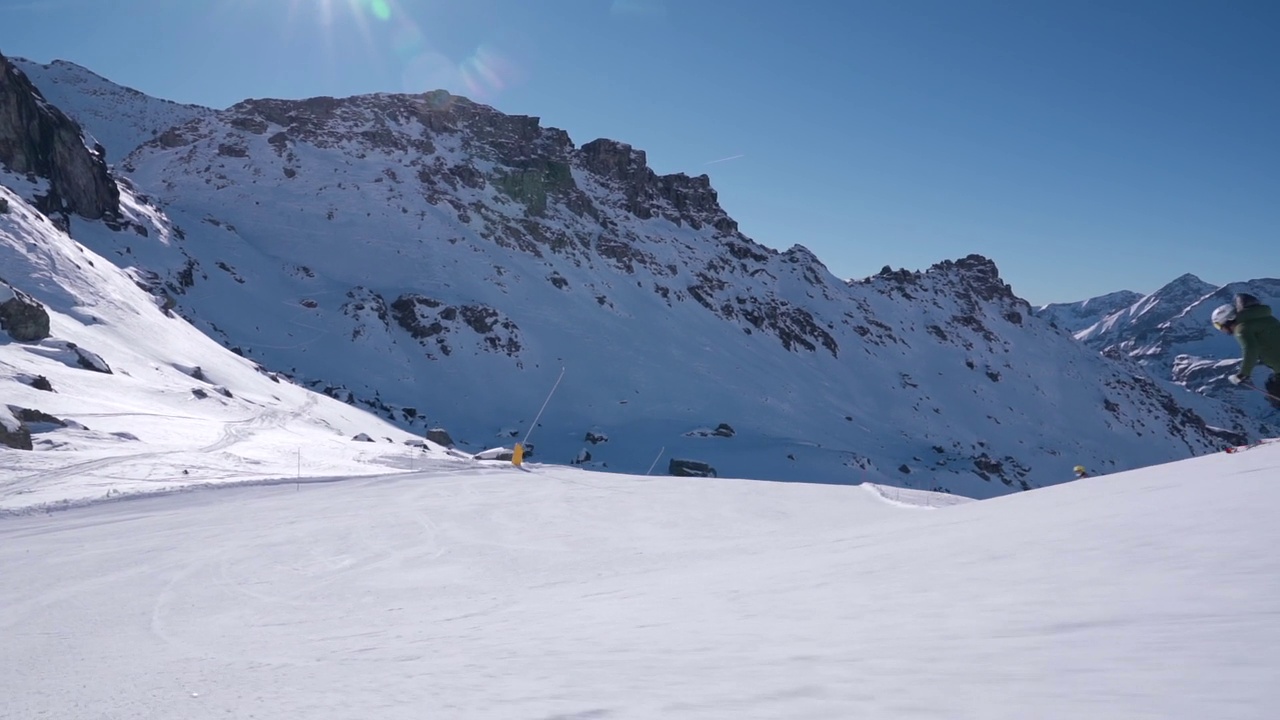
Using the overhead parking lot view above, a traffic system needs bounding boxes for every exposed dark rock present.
[669,458,717,478]
[578,138,735,231]
[0,53,120,220]
[0,415,32,450]
[584,431,609,445]
[13,407,65,427]
[492,159,576,215]
[352,432,374,442]
[712,423,735,438]
[25,375,54,392]
[426,427,454,447]
[0,285,50,341]
[69,343,111,373]
[391,293,523,358]
[191,388,208,399]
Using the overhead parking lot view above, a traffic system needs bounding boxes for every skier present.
[1073,465,1088,479]
[1211,293,1280,408]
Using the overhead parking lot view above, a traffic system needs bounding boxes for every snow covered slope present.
[0,172,446,512]
[1043,274,1280,421]
[8,58,1270,497]
[2,439,1277,718]
[10,57,214,163]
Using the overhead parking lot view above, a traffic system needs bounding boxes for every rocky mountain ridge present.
[2,55,1269,497]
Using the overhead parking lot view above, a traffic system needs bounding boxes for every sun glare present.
[275,0,522,100]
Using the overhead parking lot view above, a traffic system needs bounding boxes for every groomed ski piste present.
[2,435,1278,719]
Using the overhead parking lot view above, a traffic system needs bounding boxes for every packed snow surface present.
[2,443,1278,719]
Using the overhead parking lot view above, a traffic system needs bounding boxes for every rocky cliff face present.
[0,53,119,223]
[7,61,1270,496]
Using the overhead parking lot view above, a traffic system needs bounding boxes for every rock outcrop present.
[0,52,120,221]
[0,282,51,341]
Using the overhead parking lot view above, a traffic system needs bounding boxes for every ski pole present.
[1244,383,1280,404]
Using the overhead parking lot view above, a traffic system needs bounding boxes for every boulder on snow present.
[0,284,51,342]
[584,430,609,445]
[69,343,111,373]
[13,407,66,429]
[684,423,736,439]
[426,427,455,447]
[669,458,717,478]
[473,446,515,461]
[18,374,54,392]
[0,406,33,450]
[352,433,375,442]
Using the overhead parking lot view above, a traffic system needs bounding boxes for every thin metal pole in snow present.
[296,448,301,490]
[521,367,565,447]
[646,446,665,475]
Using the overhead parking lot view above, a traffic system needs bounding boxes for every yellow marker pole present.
[512,442,524,467]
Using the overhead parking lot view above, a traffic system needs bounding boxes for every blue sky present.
[2,0,1277,304]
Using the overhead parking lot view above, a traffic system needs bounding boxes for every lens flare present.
[460,45,515,98]
[367,0,391,21]
[275,0,524,101]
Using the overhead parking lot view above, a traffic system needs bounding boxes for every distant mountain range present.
[1037,274,1280,421]
[2,52,1270,498]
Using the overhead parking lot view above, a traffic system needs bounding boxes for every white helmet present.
[1211,303,1237,328]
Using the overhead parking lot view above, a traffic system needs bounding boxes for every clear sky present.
[2,0,1277,304]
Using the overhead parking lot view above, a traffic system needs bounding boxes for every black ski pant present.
[1266,373,1280,409]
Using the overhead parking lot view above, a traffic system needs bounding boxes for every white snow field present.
[3,444,1278,719]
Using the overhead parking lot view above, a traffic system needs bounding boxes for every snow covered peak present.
[9,56,214,163]
[1036,289,1145,333]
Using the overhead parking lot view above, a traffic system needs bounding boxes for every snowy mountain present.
[3,54,1271,498]
[0,55,461,511]
[1036,288,1144,333]
[10,57,214,164]
[4,434,1279,718]
[1038,274,1280,421]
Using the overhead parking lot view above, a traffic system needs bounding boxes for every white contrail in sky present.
[705,154,745,165]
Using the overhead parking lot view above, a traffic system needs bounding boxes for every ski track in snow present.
[5,394,324,500]
[2,445,1279,719]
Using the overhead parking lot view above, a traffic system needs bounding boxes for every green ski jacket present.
[1233,303,1280,378]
